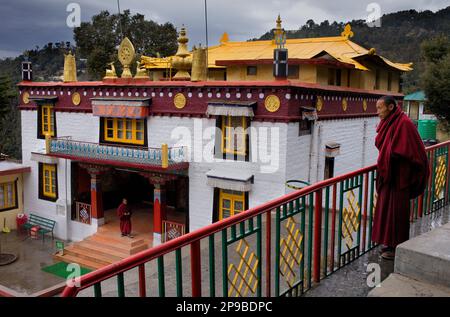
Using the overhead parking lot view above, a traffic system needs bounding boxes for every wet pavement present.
[303,205,450,297]
[0,230,65,295]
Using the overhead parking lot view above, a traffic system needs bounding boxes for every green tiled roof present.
[404,90,426,101]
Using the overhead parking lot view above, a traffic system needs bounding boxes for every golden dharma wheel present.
[22,92,30,104]
[342,98,348,112]
[72,92,81,106]
[316,96,323,112]
[265,95,280,113]
[174,93,187,109]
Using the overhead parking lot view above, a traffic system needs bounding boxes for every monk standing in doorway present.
[117,198,133,238]
[372,96,429,260]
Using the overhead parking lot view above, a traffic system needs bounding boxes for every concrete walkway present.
[304,205,450,297]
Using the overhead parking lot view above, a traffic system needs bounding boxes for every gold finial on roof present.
[368,48,376,55]
[172,26,192,80]
[63,51,77,82]
[220,32,229,44]
[118,37,135,78]
[341,24,354,39]
[274,14,286,48]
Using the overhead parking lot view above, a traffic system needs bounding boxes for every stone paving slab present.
[368,273,450,297]
[394,222,450,288]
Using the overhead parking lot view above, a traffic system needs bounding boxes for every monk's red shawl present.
[375,106,429,198]
[372,106,429,247]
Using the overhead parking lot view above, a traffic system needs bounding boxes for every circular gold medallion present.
[363,99,367,112]
[342,98,348,112]
[265,95,280,113]
[22,92,30,104]
[72,92,81,106]
[174,93,187,109]
[316,96,323,112]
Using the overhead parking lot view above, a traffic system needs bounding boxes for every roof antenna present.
[117,0,124,40]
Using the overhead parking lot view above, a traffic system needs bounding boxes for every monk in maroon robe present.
[372,96,429,260]
[117,198,132,237]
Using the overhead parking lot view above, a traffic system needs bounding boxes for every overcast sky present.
[0,0,448,58]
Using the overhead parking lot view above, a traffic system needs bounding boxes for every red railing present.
[2,141,449,297]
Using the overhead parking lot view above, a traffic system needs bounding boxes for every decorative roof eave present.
[352,53,413,72]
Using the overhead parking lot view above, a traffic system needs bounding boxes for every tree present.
[74,10,178,80]
[0,75,21,158]
[421,35,450,124]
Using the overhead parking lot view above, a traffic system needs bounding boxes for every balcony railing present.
[55,140,450,298]
[47,137,187,168]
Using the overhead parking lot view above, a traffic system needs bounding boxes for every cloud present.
[0,0,448,58]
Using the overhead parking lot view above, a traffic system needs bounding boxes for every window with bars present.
[103,118,145,145]
[0,181,17,211]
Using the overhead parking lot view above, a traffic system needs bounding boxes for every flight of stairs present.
[54,229,150,270]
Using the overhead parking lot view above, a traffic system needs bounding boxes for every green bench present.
[23,213,56,243]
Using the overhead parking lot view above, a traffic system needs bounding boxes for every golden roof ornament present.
[172,27,192,80]
[191,45,207,82]
[63,51,77,82]
[274,14,286,49]
[368,48,376,55]
[104,62,117,80]
[341,24,354,39]
[118,37,135,78]
[220,32,229,44]
[134,61,148,79]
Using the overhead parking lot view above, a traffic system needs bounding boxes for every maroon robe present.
[117,203,132,235]
[371,106,429,248]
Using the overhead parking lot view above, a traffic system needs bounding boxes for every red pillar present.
[153,183,166,235]
[90,174,104,221]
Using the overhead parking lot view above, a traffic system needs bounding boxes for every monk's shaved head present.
[377,96,397,120]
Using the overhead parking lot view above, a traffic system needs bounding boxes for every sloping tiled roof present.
[142,36,413,72]
[404,90,426,101]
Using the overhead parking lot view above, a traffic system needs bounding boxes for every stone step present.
[63,245,121,266]
[86,236,148,255]
[394,222,450,288]
[54,253,104,271]
[368,273,450,297]
[75,241,130,259]
[90,231,147,248]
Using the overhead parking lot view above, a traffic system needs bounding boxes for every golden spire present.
[118,37,135,78]
[274,14,286,48]
[63,51,77,82]
[341,24,354,39]
[220,32,229,44]
[172,27,192,80]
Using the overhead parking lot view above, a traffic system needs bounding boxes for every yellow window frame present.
[104,118,145,145]
[43,164,56,198]
[41,104,55,137]
[219,189,245,221]
[221,116,247,155]
[0,182,16,210]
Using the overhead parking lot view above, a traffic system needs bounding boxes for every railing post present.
[313,189,323,283]
[45,133,51,154]
[191,240,202,297]
[162,143,168,168]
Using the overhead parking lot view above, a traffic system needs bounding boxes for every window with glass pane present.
[0,182,17,210]
[43,164,56,198]
[222,116,247,155]
[219,189,245,220]
[41,105,54,136]
[104,118,145,145]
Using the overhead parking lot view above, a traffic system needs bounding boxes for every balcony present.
[46,137,188,171]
